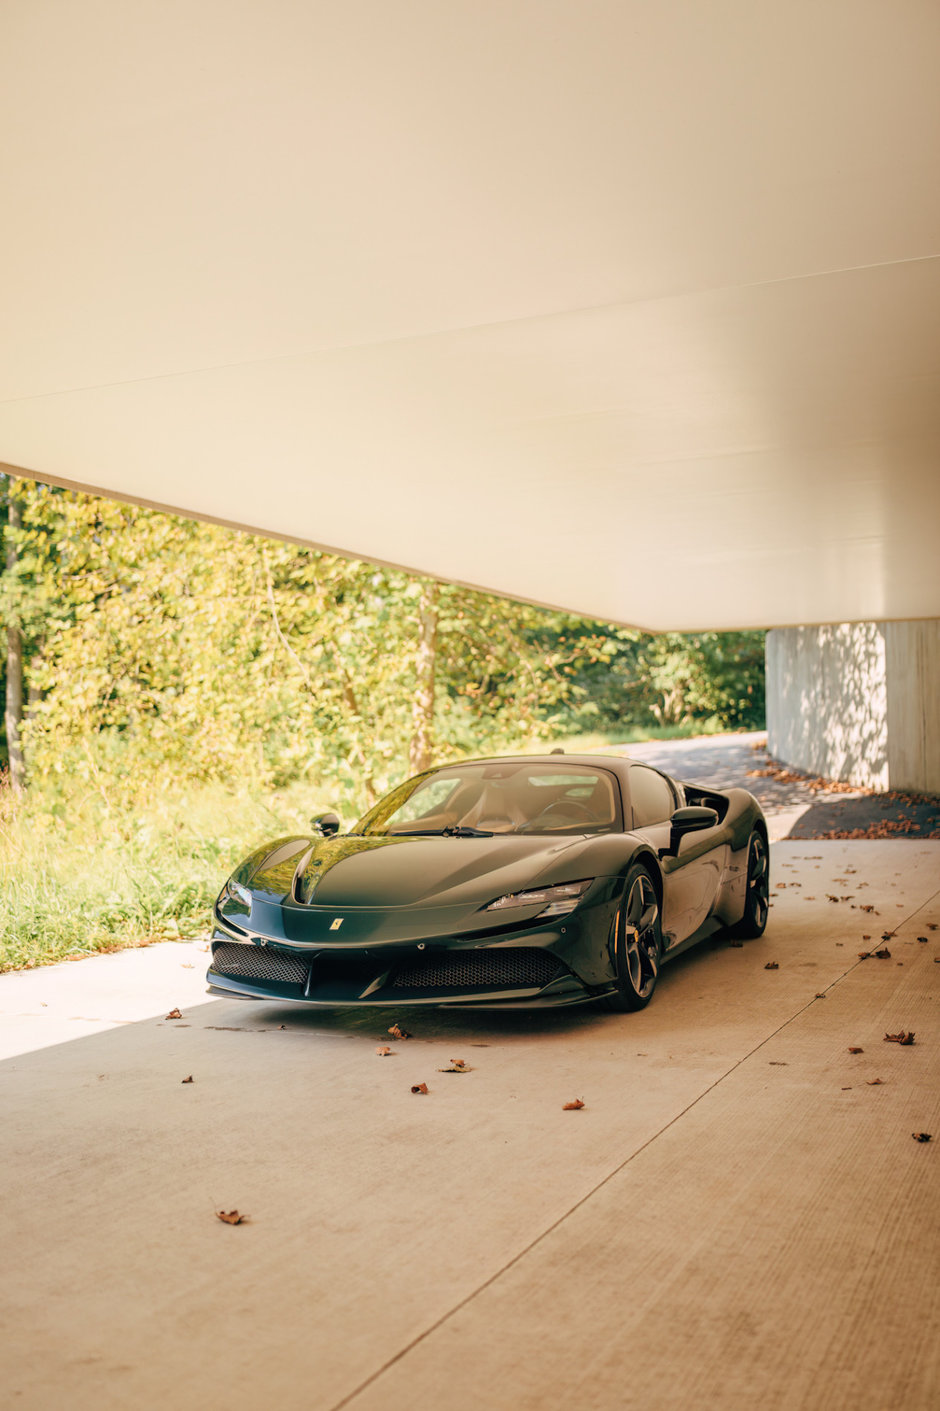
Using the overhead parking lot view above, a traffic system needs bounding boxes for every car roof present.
[432,753,659,784]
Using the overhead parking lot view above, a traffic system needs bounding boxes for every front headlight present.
[223,877,252,908]
[484,879,593,918]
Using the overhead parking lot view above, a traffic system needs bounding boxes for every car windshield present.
[356,762,621,837]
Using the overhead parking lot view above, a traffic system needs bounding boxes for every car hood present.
[249,831,601,909]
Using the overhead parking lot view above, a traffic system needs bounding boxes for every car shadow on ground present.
[223,931,735,1045]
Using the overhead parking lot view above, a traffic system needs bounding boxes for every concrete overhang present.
[2,1,939,630]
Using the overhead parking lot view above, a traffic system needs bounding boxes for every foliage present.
[1,472,766,971]
[0,774,332,971]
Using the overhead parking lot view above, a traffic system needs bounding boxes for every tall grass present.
[0,777,342,972]
[0,719,737,972]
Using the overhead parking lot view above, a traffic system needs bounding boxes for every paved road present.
[2,839,938,1411]
[608,731,940,841]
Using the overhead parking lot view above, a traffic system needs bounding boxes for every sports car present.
[207,753,769,1011]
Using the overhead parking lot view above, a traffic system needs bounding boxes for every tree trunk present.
[4,480,25,790]
[409,581,439,775]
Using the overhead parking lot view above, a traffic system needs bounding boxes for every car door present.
[627,765,722,947]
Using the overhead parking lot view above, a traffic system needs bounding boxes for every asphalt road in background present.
[609,731,940,842]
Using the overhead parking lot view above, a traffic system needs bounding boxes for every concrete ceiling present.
[2,0,939,630]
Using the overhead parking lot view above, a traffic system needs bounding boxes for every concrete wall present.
[766,620,940,794]
[884,620,940,793]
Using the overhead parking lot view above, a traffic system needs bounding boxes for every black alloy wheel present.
[726,830,770,939]
[602,864,662,1011]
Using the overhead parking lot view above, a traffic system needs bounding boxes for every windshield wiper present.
[389,825,494,838]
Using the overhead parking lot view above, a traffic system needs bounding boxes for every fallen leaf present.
[375,1046,394,1056]
[815,992,827,998]
[165,1008,182,1020]
[388,1024,412,1040]
[884,1031,915,1045]
[278,1024,286,1030]
[181,1075,194,1084]
[768,1060,788,1066]
[912,1132,932,1143]
[216,1210,248,1225]
[860,905,875,913]
[411,1083,429,1094]
[438,1060,470,1072]
[874,948,891,959]
[866,1078,884,1085]
[917,937,928,943]
[764,961,779,970]
[848,1047,864,1054]
[841,1086,852,1091]
[858,952,871,960]
[826,895,840,903]
[862,935,871,940]
[881,932,895,941]
[562,1099,585,1110]
[928,923,938,931]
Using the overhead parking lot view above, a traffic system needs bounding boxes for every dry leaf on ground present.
[884,1031,915,1045]
[912,1132,932,1142]
[562,1099,585,1110]
[866,1078,884,1085]
[848,1047,864,1054]
[917,937,928,943]
[388,1024,412,1040]
[411,1083,429,1094]
[216,1210,248,1224]
[438,1060,470,1072]
[764,962,779,970]
[165,1008,182,1020]
[375,1046,394,1056]
[874,948,891,959]
[181,1075,194,1083]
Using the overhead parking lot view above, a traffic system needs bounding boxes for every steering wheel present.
[521,799,596,831]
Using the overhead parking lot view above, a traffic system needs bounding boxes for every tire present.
[601,864,662,1011]
[726,830,769,940]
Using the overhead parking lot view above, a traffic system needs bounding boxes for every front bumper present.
[207,920,613,1009]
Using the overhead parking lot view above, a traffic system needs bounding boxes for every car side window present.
[629,766,676,828]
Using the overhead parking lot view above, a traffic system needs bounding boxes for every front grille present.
[391,947,562,991]
[212,942,308,987]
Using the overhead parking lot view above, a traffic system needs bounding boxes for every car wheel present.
[601,864,662,1011]
[726,830,770,939]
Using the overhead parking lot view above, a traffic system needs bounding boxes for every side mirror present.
[312,811,341,838]
[660,805,718,858]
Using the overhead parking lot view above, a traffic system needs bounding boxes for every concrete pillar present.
[766,620,940,794]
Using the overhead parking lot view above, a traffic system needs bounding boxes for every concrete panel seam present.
[326,932,928,1411]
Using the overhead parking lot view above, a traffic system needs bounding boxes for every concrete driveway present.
[1,838,938,1411]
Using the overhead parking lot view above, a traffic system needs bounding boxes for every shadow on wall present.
[766,624,888,790]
